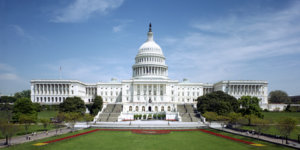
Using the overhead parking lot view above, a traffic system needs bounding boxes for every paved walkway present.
[75,121,207,129]
[213,127,300,149]
[0,127,73,148]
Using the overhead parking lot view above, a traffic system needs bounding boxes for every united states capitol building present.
[30,24,268,121]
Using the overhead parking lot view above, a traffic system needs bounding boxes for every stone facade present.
[30,24,268,120]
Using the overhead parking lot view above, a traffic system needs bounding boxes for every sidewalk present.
[213,127,300,149]
[0,127,72,148]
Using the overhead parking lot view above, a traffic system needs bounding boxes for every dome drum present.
[132,24,168,80]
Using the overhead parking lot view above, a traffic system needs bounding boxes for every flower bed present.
[199,129,256,145]
[132,130,171,135]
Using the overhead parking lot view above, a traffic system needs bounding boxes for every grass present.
[237,112,300,140]
[0,124,56,139]
[0,110,58,139]
[239,125,300,140]
[4,129,292,150]
[38,110,58,120]
[262,112,300,124]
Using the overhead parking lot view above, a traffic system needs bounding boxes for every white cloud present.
[0,63,15,72]
[10,25,34,41]
[51,0,124,23]
[41,57,130,83]
[10,25,25,36]
[0,73,19,80]
[112,19,133,33]
[113,25,123,32]
[164,1,300,86]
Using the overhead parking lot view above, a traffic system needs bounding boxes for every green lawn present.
[38,110,58,120]
[4,129,292,150]
[0,110,58,139]
[262,112,300,124]
[0,124,56,139]
[237,112,300,140]
[239,125,300,140]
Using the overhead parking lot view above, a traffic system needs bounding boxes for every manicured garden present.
[38,110,58,120]
[237,111,300,140]
[262,112,300,124]
[4,129,292,150]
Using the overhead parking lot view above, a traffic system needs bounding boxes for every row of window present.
[129,106,171,112]
[100,91,120,96]
[136,56,163,63]
[34,97,66,103]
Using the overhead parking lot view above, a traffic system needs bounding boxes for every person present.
[46,131,48,135]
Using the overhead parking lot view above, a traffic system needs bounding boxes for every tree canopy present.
[238,96,263,124]
[14,90,31,99]
[0,96,17,103]
[12,98,37,122]
[59,97,85,114]
[90,96,103,116]
[276,117,297,143]
[269,90,290,104]
[197,91,239,115]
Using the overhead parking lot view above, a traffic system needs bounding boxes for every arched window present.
[142,106,145,112]
[135,106,138,111]
[161,106,164,112]
[155,106,158,112]
[129,106,132,111]
[168,106,171,112]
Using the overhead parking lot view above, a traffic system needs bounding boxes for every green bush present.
[162,114,166,119]
[143,114,146,119]
[157,114,162,120]
[153,114,157,119]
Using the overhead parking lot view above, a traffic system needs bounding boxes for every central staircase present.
[98,104,123,122]
[177,104,202,122]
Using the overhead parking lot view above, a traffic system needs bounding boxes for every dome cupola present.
[132,23,168,80]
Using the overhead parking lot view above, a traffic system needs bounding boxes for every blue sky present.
[1,0,300,96]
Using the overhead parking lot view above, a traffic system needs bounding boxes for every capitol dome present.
[132,23,168,80]
[137,31,164,56]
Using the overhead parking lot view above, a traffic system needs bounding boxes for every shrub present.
[153,114,157,119]
[157,114,162,120]
[143,114,146,119]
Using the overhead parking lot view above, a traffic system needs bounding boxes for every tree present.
[12,98,37,122]
[83,113,94,126]
[252,118,270,138]
[227,112,243,127]
[53,113,65,135]
[216,115,230,130]
[14,90,31,99]
[59,97,85,114]
[0,119,19,146]
[203,112,218,122]
[239,96,264,125]
[269,90,290,104]
[40,118,50,131]
[197,91,239,115]
[0,96,17,103]
[64,112,82,132]
[276,117,297,144]
[32,103,42,112]
[90,96,103,116]
[19,114,36,134]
